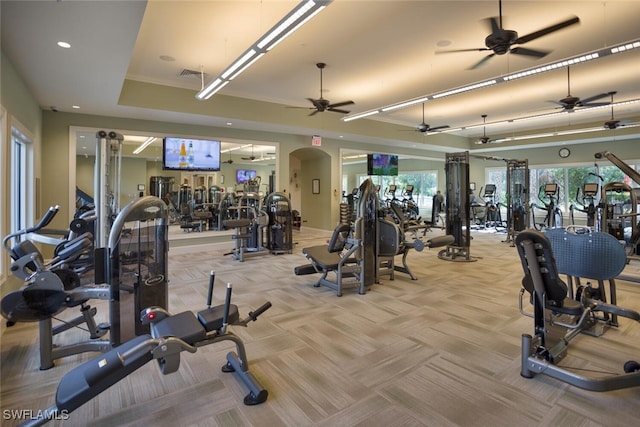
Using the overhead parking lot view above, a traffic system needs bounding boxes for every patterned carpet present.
[1,226,639,426]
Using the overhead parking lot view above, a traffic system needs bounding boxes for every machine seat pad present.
[197,304,239,332]
[224,219,252,229]
[180,223,199,230]
[294,264,317,275]
[56,334,153,413]
[302,246,345,271]
[151,311,207,345]
[523,274,584,316]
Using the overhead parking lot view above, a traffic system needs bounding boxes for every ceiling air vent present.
[178,68,207,80]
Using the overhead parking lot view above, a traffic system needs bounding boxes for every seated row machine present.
[20,272,271,426]
[515,229,640,391]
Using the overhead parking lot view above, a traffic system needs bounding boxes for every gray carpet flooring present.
[1,226,639,426]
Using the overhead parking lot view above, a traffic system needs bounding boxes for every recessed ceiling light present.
[436,39,452,48]
[57,41,71,49]
[159,55,176,62]
[226,122,233,126]
[72,105,80,109]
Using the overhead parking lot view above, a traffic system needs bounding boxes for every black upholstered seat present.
[151,311,206,345]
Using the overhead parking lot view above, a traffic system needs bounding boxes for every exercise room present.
[1,1,640,426]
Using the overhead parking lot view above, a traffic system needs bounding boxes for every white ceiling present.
[2,0,639,159]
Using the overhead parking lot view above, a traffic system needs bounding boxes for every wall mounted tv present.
[236,169,257,183]
[162,137,221,172]
[367,153,398,176]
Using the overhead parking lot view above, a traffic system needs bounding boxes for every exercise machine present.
[295,223,364,296]
[505,159,529,243]
[265,192,293,254]
[569,181,600,228]
[439,151,474,262]
[2,206,111,370]
[1,197,169,369]
[377,206,454,280]
[515,229,640,391]
[21,272,271,426]
[531,183,563,230]
[295,178,378,296]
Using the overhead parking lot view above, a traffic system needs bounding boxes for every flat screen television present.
[236,169,257,183]
[367,153,398,176]
[162,137,221,171]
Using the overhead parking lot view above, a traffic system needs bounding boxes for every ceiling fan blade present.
[510,46,549,58]
[469,53,495,70]
[327,108,351,114]
[436,47,491,54]
[328,100,354,109]
[514,16,580,45]
[428,125,450,132]
[578,93,610,105]
[308,109,319,116]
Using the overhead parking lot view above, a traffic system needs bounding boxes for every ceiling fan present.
[413,103,449,133]
[436,0,580,70]
[222,151,233,164]
[301,63,354,116]
[241,145,256,161]
[476,115,495,144]
[553,66,610,111]
[603,91,633,129]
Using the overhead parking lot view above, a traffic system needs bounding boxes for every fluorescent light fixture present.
[133,137,156,154]
[342,37,640,122]
[481,121,640,144]
[342,110,380,122]
[381,97,429,112]
[437,98,640,138]
[221,144,252,154]
[432,80,497,99]
[196,0,332,100]
[251,156,276,162]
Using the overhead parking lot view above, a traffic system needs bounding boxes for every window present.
[356,171,439,218]
[487,159,639,225]
[10,124,33,234]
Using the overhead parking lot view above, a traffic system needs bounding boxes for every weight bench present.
[515,229,640,392]
[294,223,363,296]
[21,273,271,426]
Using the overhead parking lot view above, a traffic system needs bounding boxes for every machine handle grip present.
[33,205,59,232]
[249,301,272,321]
[222,283,232,327]
[206,271,215,307]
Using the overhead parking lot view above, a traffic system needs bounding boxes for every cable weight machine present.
[439,152,475,262]
[505,159,530,243]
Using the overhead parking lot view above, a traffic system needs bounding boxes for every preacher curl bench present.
[515,229,640,391]
[20,272,271,426]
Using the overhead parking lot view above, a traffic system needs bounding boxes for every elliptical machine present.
[531,183,563,230]
[570,182,600,228]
